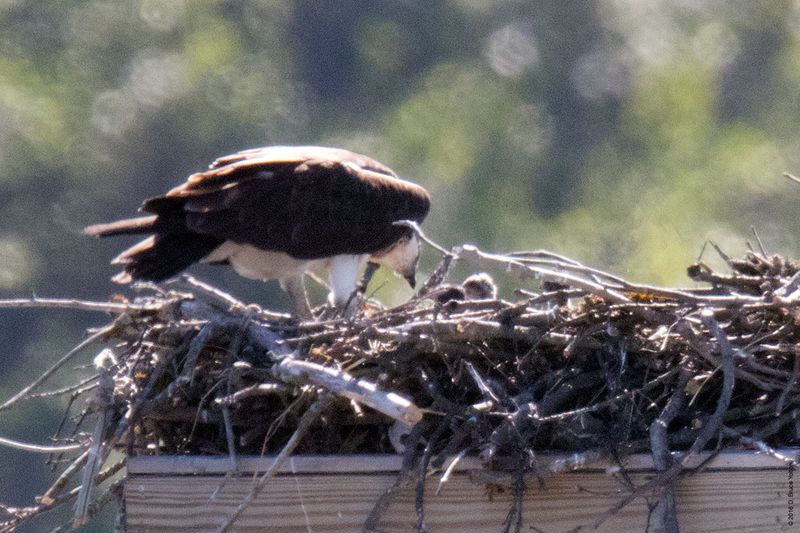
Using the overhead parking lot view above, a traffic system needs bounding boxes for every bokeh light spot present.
[90,89,139,136]
[0,237,37,289]
[484,24,538,78]
[139,0,185,32]
[128,49,186,109]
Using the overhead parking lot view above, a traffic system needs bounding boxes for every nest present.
[2,242,800,531]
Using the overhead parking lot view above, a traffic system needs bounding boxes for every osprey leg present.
[327,254,369,317]
[359,261,380,295]
[280,276,312,320]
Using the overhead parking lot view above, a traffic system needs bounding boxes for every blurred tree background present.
[3,0,800,529]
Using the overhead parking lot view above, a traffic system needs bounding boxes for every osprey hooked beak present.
[372,233,421,289]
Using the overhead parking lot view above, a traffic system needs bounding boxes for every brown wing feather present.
[145,147,430,260]
[170,146,398,196]
[88,146,430,282]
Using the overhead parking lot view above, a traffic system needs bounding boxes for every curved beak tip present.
[404,274,416,289]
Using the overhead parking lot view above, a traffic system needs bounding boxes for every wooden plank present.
[124,468,793,532]
[126,449,800,475]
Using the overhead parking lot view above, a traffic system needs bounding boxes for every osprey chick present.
[85,146,431,319]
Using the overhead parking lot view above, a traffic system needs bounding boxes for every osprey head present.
[372,232,421,288]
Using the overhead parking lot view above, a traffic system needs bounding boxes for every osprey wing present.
[144,147,430,260]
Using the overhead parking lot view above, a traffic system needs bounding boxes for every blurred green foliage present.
[3,0,800,529]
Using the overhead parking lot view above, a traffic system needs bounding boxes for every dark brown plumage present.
[85,146,431,317]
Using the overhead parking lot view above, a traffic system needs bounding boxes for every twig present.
[214,383,285,406]
[785,172,800,185]
[502,460,525,533]
[39,450,90,506]
[776,350,800,415]
[0,297,162,314]
[170,274,245,309]
[648,366,691,533]
[393,220,454,257]
[0,325,112,414]
[580,309,736,531]
[215,393,334,533]
[0,436,84,454]
[26,374,99,400]
[2,459,125,531]
[272,357,423,425]
[73,349,117,527]
[720,426,798,465]
[414,253,456,300]
[458,245,631,303]
[364,420,428,532]
[53,479,124,533]
[750,226,767,256]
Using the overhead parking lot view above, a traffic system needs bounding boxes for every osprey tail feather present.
[83,215,159,237]
[85,215,223,282]
[109,232,224,283]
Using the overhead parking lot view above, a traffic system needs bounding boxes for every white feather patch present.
[328,254,369,306]
[203,241,314,281]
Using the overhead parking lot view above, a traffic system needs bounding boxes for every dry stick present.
[27,374,99,400]
[691,340,777,391]
[510,252,764,304]
[215,393,334,533]
[0,435,84,454]
[720,426,798,465]
[221,311,255,471]
[39,450,90,506]
[53,478,124,533]
[393,220,454,257]
[436,449,469,495]
[273,357,423,425]
[171,274,245,309]
[364,421,429,532]
[47,387,85,470]
[182,321,219,384]
[73,349,117,527]
[414,252,456,300]
[750,226,768,257]
[0,297,161,314]
[173,274,293,321]
[534,367,680,423]
[1,459,125,532]
[785,172,800,185]
[457,245,632,303]
[220,407,237,471]
[776,350,800,415]
[101,348,171,462]
[507,249,589,267]
[648,367,692,533]
[215,383,285,406]
[72,413,107,527]
[502,463,525,533]
[708,240,735,269]
[778,272,800,296]
[578,309,736,532]
[414,420,448,533]
[0,325,112,414]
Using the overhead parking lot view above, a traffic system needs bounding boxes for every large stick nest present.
[2,243,800,531]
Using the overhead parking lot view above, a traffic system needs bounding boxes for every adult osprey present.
[85,146,431,318]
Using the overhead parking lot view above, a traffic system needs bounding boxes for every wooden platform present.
[124,451,798,532]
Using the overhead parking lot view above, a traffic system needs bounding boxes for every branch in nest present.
[0,325,112,414]
[272,357,423,425]
[215,393,334,533]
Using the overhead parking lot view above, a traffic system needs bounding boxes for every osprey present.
[85,146,431,318]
